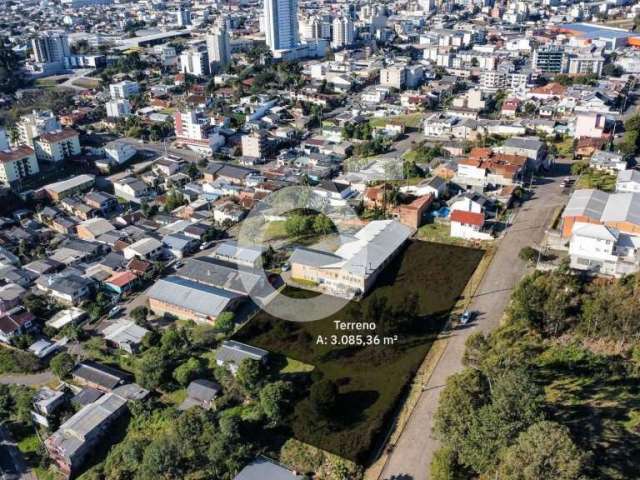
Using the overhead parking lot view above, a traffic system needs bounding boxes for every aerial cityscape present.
[0,0,639,478]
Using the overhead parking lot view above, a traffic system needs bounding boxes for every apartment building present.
[0,146,40,186]
[109,81,140,100]
[34,129,81,162]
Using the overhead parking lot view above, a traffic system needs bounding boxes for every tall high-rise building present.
[31,31,70,64]
[264,0,299,51]
[176,8,192,27]
[180,48,210,77]
[17,110,61,147]
[331,16,355,49]
[206,21,231,70]
[0,128,9,151]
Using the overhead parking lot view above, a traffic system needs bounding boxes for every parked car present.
[459,310,474,325]
[108,305,123,319]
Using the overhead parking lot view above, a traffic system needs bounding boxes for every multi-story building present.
[17,110,61,147]
[180,48,210,77]
[380,65,407,89]
[331,16,355,49]
[105,99,131,119]
[0,146,40,186]
[532,45,567,73]
[206,22,231,70]
[31,31,70,73]
[174,110,222,153]
[109,81,140,100]
[176,8,192,27]
[0,128,8,151]
[34,129,81,162]
[264,0,299,52]
[567,51,605,76]
[241,131,268,160]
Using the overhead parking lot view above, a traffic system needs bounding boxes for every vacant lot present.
[234,240,484,463]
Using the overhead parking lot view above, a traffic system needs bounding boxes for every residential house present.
[499,137,548,171]
[590,150,626,173]
[71,361,129,392]
[210,241,264,268]
[123,238,164,261]
[76,218,116,241]
[113,177,153,204]
[0,283,26,314]
[450,210,491,240]
[0,307,35,344]
[233,457,304,480]
[397,195,434,229]
[216,340,269,375]
[569,222,640,277]
[102,320,149,354]
[162,233,200,259]
[36,274,93,305]
[104,271,138,295]
[178,379,221,410]
[104,140,137,165]
[42,175,95,202]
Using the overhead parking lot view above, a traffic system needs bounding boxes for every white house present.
[450,210,491,241]
[569,222,640,277]
[104,140,136,165]
[123,238,164,261]
[590,150,626,173]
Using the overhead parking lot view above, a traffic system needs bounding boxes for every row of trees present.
[508,268,640,341]
[432,322,588,480]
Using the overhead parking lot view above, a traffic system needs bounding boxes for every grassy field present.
[537,343,640,480]
[369,113,423,129]
[234,240,484,463]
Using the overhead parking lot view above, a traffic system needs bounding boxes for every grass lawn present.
[537,344,640,480]
[576,169,616,192]
[234,240,484,463]
[161,388,187,406]
[370,113,423,130]
[417,221,485,248]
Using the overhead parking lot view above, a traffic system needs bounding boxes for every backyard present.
[234,240,484,463]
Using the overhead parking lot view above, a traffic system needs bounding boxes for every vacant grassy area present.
[234,240,484,463]
[370,113,423,129]
[537,343,640,480]
[576,168,617,192]
[71,77,101,89]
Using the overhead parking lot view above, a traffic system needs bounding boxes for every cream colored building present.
[0,146,40,186]
[35,129,81,162]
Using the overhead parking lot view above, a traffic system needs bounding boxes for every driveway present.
[379,164,569,480]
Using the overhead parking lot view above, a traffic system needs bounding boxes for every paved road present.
[0,425,35,480]
[0,372,54,386]
[379,164,569,480]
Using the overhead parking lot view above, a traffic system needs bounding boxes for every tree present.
[259,381,293,424]
[215,312,235,335]
[172,358,203,386]
[497,421,586,480]
[50,352,75,379]
[135,348,169,390]
[131,306,149,324]
[313,214,334,235]
[621,114,640,156]
[0,38,21,94]
[309,379,338,416]
[236,359,263,394]
[140,436,183,480]
[186,162,200,179]
[431,445,468,480]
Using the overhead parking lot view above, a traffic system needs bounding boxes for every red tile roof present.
[106,271,138,288]
[0,146,35,163]
[450,210,485,226]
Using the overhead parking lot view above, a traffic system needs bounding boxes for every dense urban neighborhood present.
[0,0,639,478]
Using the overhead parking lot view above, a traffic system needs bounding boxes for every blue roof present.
[561,23,633,39]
